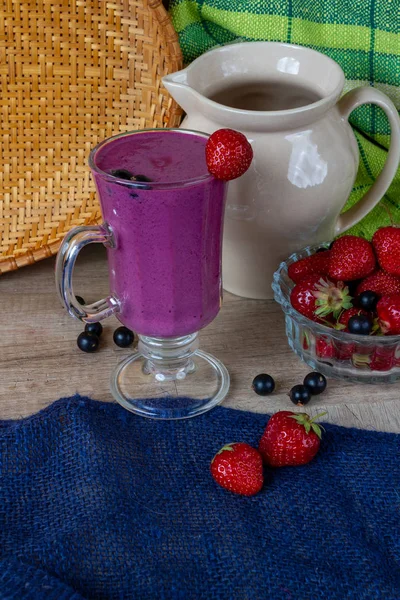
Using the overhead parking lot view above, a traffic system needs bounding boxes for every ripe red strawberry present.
[376,294,400,334]
[288,251,331,284]
[356,270,400,297]
[372,226,400,277]
[290,275,324,321]
[205,129,253,180]
[290,275,352,321]
[335,340,356,361]
[328,236,376,281]
[369,346,395,372]
[210,443,263,496]
[258,411,326,467]
[315,336,336,359]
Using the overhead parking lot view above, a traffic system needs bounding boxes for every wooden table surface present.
[1,247,399,432]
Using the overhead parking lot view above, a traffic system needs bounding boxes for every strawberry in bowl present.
[272,232,400,383]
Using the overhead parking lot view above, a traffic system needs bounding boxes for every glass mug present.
[56,129,230,419]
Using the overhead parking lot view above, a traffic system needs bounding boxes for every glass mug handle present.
[55,224,120,323]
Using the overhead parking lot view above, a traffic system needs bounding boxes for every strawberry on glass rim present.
[205,128,253,180]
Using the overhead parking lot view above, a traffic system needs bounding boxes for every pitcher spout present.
[163,69,189,86]
[162,69,197,114]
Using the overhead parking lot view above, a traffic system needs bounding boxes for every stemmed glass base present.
[110,333,230,419]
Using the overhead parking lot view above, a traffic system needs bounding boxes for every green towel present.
[169,0,400,238]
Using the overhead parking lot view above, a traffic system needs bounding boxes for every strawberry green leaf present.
[216,443,236,455]
[310,412,328,422]
[289,413,316,434]
[289,413,308,425]
[313,280,353,319]
[311,423,322,439]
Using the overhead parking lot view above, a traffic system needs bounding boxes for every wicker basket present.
[0,0,183,274]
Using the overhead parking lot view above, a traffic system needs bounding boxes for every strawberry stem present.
[217,443,236,454]
[310,412,327,422]
[289,411,327,439]
[313,279,353,318]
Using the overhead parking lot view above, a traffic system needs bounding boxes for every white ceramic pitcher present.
[163,42,400,299]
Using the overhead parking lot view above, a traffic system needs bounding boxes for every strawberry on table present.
[372,226,400,277]
[288,251,330,284]
[258,411,326,467]
[290,275,352,321]
[210,442,264,496]
[356,270,400,297]
[205,129,253,180]
[328,236,376,281]
[377,294,400,335]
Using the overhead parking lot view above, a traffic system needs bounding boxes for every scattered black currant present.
[289,384,311,406]
[303,372,327,395]
[77,332,99,353]
[252,374,275,396]
[85,322,103,337]
[113,326,135,348]
[76,296,85,305]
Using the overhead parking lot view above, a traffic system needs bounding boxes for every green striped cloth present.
[169,0,400,238]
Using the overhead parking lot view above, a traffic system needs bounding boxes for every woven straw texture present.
[169,0,400,240]
[0,0,183,274]
[1,395,399,599]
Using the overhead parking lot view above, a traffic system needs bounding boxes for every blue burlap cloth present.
[0,395,399,599]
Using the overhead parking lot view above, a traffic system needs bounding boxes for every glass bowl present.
[272,243,400,384]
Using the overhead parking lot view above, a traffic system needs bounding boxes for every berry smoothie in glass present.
[56,129,231,419]
[92,130,225,338]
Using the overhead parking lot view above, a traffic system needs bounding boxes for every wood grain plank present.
[1,247,399,432]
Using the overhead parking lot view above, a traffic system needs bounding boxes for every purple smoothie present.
[91,130,227,337]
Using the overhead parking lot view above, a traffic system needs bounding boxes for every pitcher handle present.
[55,224,121,323]
[335,87,400,235]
